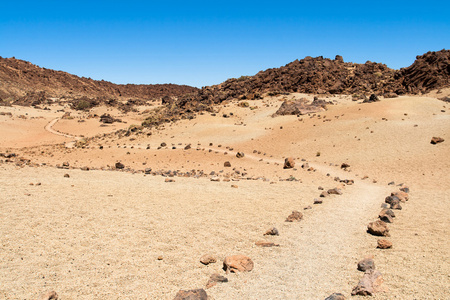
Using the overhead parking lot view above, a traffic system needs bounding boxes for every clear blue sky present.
[1,1,449,87]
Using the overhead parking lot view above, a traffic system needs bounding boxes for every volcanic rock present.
[377,239,393,249]
[285,210,303,222]
[35,291,59,300]
[431,137,444,144]
[391,191,408,202]
[283,157,295,169]
[115,162,125,169]
[206,273,228,289]
[367,220,390,236]
[274,98,327,116]
[324,293,346,300]
[264,227,279,236]
[200,255,217,265]
[358,258,375,272]
[173,289,208,300]
[351,270,384,296]
[223,255,254,273]
[255,241,280,247]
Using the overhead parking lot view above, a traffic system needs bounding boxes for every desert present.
[1,49,449,300]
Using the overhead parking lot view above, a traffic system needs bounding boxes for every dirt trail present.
[44,118,81,147]
[199,146,391,298]
[232,181,388,299]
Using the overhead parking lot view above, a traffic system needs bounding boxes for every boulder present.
[367,220,390,236]
[285,210,303,222]
[200,255,217,265]
[173,289,208,300]
[283,157,295,169]
[223,255,254,273]
[430,137,444,144]
[377,239,393,249]
[351,270,384,296]
[357,258,375,272]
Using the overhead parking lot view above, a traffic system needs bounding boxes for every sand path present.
[44,118,81,147]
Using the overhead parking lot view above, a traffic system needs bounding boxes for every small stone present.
[377,239,393,249]
[324,292,346,300]
[399,186,410,193]
[80,166,89,171]
[255,241,280,247]
[313,198,323,204]
[173,289,208,300]
[357,258,375,272]
[283,157,295,169]
[224,161,231,167]
[35,290,59,300]
[351,270,384,296]
[264,227,279,236]
[144,168,152,174]
[64,174,70,178]
[367,220,390,236]
[200,254,217,265]
[184,144,191,150]
[341,163,350,169]
[236,152,245,158]
[391,191,408,202]
[157,255,163,260]
[378,209,394,223]
[285,210,303,222]
[390,199,402,210]
[231,184,238,188]
[327,188,343,195]
[223,255,254,273]
[320,191,329,197]
[430,137,444,144]
[165,178,175,182]
[115,162,125,169]
[206,273,228,289]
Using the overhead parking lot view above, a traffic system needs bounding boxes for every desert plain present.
[1,85,449,299]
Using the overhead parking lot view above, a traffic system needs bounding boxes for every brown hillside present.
[0,57,198,104]
[174,50,450,111]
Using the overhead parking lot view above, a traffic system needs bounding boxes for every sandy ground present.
[0,93,449,299]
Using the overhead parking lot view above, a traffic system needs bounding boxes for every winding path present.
[44,117,81,147]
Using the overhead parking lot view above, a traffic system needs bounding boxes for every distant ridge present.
[1,50,448,114]
[0,57,199,105]
[174,49,450,112]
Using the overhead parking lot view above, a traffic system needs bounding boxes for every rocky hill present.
[0,57,199,106]
[174,50,450,112]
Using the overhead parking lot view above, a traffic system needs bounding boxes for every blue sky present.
[1,1,449,87]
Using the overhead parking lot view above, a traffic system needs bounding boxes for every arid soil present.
[1,88,449,299]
